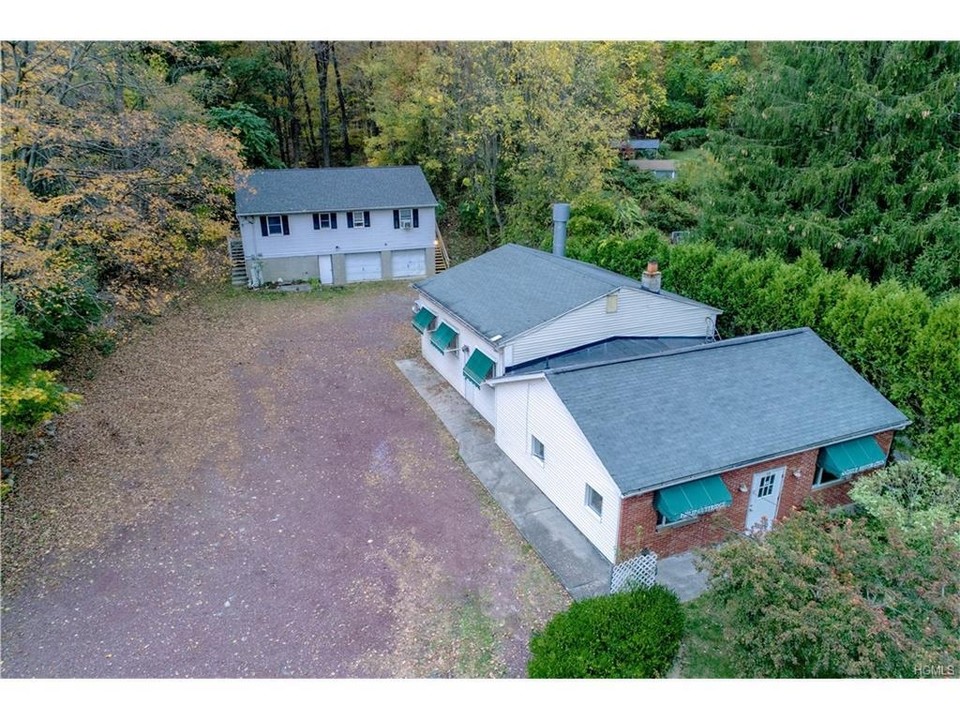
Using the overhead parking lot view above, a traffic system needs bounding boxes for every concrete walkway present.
[396,358,612,600]
[396,357,711,603]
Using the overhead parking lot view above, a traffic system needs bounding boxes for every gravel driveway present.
[0,282,568,677]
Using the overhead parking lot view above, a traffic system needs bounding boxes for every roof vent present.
[641,260,661,293]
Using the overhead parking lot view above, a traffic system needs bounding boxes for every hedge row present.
[566,235,960,475]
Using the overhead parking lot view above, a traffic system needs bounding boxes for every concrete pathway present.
[655,552,709,602]
[396,358,612,600]
[396,357,711,603]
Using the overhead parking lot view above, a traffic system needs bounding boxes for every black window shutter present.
[313,213,320,230]
[363,211,370,227]
[347,213,354,229]
[393,209,400,229]
[281,215,290,235]
[413,209,419,228]
[331,213,338,229]
[260,216,268,236]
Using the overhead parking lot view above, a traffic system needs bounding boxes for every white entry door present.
[745,466,785,533]
[318,255,333,284]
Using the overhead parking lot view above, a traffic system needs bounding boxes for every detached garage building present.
[234,165,438,287]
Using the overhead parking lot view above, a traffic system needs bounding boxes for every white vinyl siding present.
[510,287,718,366]
[239,207,436,262]
[495,378,621,561]
[345,252,382,282]
[418,296,500,426]
[391,249,426,278]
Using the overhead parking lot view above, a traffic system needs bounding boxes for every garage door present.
[391,249,426,278]
[344,252,382,282]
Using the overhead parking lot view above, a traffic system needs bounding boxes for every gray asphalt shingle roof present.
[545,328,910,496]
[504,336,708,376]
[414,244,718,346]
[235,166,438,215]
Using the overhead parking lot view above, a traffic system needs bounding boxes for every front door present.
[745,466,785,533]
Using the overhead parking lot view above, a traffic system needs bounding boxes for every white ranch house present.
[234,165,438,287]
[411,244,909,562]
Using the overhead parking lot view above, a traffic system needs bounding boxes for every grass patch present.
[454,592,503,678]
[679,593,738,678]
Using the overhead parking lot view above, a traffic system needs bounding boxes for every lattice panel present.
[610,551,658,593]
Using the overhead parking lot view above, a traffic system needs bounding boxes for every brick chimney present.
[641,260,661,293]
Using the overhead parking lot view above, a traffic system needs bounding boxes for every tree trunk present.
[293,44,319,166]
[313,41,332,167]
[331,43,352,164]
[276,42,301,167]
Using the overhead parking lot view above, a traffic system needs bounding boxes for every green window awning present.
[655,475,732,523]
[412,306,436,334]
[430,322,458,353]
[463,349,495,387]
[818,436,886,478]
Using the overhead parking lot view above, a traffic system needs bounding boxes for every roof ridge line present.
[545,328,810,376]
[507,244,640,290]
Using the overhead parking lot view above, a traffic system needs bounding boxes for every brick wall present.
[616,430,897,561]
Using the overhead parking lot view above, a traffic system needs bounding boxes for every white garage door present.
[391,249,426,278]
[345,252,382,282]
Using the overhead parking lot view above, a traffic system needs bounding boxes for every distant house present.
[629,159,677,180]
[614,138,661,159]
[234,166,438,287]
[408,239,908,562]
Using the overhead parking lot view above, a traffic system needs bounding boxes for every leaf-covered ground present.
[0,281,569,677]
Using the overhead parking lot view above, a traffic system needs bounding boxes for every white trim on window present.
[352,210,367,228]
[399,208,413,229]
[531,435,545,464]
[585,484,603,517]
[266,215,284,235]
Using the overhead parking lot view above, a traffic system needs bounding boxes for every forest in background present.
[1,40,958,477]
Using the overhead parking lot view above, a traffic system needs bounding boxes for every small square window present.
[585,485,603,517]
[266,215,284,235]
[531,436,545,462]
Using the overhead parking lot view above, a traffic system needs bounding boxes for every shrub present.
[1,291,80,433]
[527,584,683,678]
[663,127,709,151]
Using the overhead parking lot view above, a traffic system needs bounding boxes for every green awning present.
[818,436,886,478]
[655,476,732,523]
[411,307,436,334]
[463,349,495,387]
[430,322,458,353]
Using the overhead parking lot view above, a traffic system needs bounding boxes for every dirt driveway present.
[0,282,569,677]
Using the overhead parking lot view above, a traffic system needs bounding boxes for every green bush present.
[1,291,80,433]
[663,127,709,151]
[527,584,683,678]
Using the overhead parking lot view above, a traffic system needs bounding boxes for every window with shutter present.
[398,208,413,229]
[264,215,284,235]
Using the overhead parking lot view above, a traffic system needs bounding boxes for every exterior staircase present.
[434,228,450,273]
[228,238,248,286]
